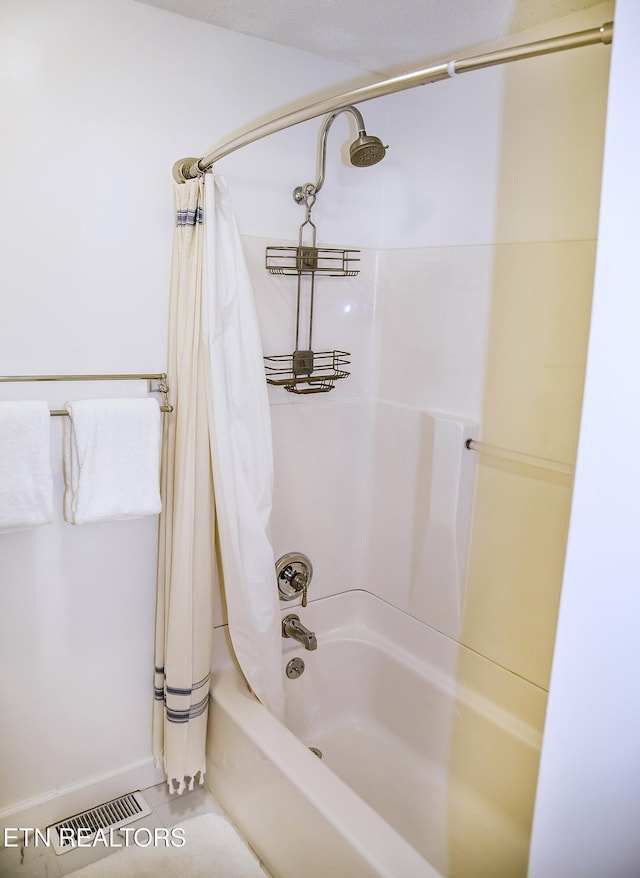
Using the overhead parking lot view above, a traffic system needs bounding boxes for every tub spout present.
[282,614,317,651]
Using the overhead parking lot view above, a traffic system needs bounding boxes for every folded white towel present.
[64,398,162,524]
[0,401,54,531]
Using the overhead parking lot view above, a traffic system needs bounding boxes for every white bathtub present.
[205,591,546,878]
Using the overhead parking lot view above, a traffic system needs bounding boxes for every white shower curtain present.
[203,175,284,720]
[153,175,283,793]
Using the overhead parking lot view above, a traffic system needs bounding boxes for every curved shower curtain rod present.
[172,20,613,183]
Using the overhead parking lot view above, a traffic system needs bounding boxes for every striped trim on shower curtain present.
[176,206,203,226]
[154,667,210,723]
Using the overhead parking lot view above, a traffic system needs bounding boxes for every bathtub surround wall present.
[361,406,478,637]
[0,0,381,824]
[240,4,612,872]
[245,232,378,596]
[367,9,611,867]
[369,4,612,689]
[460,5,611,692]
[249,1,612,683]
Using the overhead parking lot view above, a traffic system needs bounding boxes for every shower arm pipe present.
[173,20,613,182]
[311,106,366,197]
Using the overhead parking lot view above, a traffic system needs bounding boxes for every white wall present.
[529,1,640,874]
[0,0,379,820]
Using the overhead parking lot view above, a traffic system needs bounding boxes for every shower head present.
[294,105,388,203]
[349,132,387,168]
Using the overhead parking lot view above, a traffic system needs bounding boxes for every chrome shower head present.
[294,106,388,203]
[349,133,387,168]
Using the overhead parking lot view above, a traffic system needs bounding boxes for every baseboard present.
[0,757,165,839]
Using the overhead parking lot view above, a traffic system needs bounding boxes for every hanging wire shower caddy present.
[264,187,357,394]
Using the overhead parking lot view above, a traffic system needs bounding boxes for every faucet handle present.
[283,565,308,605]
[276,552,313,605]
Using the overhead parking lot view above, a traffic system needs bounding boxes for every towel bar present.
[0,373,173,414]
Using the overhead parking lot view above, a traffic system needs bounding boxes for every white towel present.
[64,398,162,524]
[0,401,53,531]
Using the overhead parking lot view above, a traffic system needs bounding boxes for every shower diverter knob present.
[276,552,313,606]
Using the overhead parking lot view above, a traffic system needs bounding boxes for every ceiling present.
[134,0,605,74]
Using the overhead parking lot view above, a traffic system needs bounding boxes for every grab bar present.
[465,438,573,475]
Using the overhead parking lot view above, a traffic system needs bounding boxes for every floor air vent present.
[47,790,152,855]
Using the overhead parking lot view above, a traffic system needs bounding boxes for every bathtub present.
[205,590,546,878]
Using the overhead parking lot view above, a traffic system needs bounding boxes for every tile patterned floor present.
[0,784,269,878]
